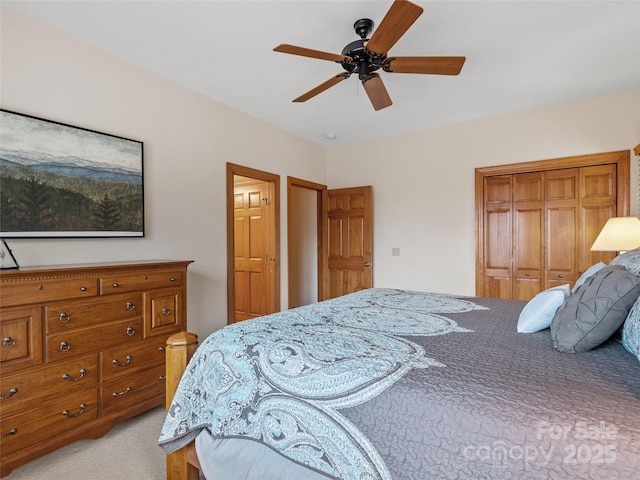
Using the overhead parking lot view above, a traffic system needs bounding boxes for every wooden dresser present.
[0,260,192,477]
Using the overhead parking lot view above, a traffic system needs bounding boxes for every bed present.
[159,263,640,479]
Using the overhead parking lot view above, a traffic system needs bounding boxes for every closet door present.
[514,172,544,300]
[483,175,512,298]
[579,164,617,271]
[545,168,579,289]
[476,150,629,301]
[483,172,544,300]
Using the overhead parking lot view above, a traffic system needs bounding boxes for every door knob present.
[364,262,371,267]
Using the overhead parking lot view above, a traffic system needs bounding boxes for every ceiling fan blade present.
[274,44,351,63]
[365,0,423,56]
[384,56,466,75]
[362,73,392,111]
[293,73,350,102]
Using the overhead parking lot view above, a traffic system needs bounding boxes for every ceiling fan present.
[274,0,466,111]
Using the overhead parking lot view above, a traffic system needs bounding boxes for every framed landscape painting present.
[0,110,144,237]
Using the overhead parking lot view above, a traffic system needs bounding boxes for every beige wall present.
[1,7,327,338]
[326,88,640,296]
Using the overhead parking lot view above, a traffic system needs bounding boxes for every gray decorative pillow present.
[610,247,640,275]
[550,265,640,353]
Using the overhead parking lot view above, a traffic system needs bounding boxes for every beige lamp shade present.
[590,217,640,252]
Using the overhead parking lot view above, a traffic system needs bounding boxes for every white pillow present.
[572,262,607,293]
[517,284,570,333]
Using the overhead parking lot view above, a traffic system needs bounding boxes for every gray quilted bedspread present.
[159,289,640,479]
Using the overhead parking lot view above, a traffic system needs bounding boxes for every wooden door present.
[579,164,617,270]
[545,164,617,289]
[476,150,630,300]
[483,173,544,300]
[233,179,272,321]
[227,163,280,325]
[514,172,544,299]
[483,175,512,298]
[321,186,373,300]
[545,168,580,289]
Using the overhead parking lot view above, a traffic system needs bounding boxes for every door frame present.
[227,163,280,324]
[287,176,326,308]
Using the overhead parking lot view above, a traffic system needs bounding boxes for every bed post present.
[165,331,199,480]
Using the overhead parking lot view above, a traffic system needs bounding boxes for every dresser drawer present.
[100,269,183,295]
[0,354,98,418]
[45,293,142,334]
[46,318,143,362]
[0,306,42,374]
[0,389,98,457]
[144,287,184,337]
[101,364,166,416]
[0,278,98,307]
[102,339,166,382]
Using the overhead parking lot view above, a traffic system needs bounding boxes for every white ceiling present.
[5,1,640,147]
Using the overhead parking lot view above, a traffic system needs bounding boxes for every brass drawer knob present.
[126,301,136,311]
[59,312,70,323]
[2,337,16,349]
[59,341,71,352]
[162,307,171,316]
[126,327,135,336]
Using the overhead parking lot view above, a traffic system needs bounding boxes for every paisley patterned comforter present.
[159,288,640,479]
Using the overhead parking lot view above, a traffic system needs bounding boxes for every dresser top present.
[0,260,193,280]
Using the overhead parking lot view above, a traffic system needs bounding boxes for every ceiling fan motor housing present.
[342,19,385,80]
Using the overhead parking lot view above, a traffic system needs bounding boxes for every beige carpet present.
[5,406,167,480]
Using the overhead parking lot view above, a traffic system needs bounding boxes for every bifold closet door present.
[513,172,544,300]
[545,168,580,289]
[481,163,618,300]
